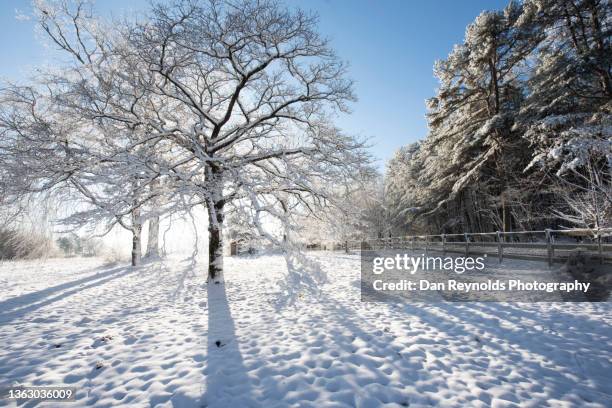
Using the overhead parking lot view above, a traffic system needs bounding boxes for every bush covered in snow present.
[0,227,54,260]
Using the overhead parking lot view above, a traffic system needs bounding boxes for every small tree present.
[553,150,612,229]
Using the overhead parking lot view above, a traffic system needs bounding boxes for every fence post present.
[464,233,469,256]
[545,229,552,267]
[597,228,603,265]
[497,231,503,263]
[425,237,428,257]
[411,237,415,251]
[442,234,446,256]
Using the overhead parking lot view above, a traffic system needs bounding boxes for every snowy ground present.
[0,253,611,407]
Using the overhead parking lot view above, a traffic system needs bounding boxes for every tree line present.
[386,0,611,236]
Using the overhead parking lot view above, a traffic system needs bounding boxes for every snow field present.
[0,253,610,407]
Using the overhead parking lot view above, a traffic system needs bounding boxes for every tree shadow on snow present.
[202,281,256,407]
[314,281,612,407]
[432,301,612,400]
[0,265,134,324]
[169,256,199,300]
[350,286,611,405]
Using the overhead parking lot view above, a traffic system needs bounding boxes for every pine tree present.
[418,2,541,232]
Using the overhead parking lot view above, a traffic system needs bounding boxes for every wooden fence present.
[334,228,612,266]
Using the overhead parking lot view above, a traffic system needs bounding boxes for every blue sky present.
[0,0,509,170]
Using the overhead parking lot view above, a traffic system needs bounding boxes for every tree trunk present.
[145,215,160,258]
[207,199,225,283]
[145,177,161,259]
[131,208,142,267]
[488,55,500,114]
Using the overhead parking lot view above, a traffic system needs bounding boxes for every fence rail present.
[326,228,612,266]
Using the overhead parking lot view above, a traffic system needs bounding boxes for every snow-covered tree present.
[519,0,611,227]
[419,2,541,233]
[0,0,182,266]
[294,170,382,249]
[385,142,427,233]
[385,0,610,235]
[0,79,164,265]
[553,151,612,229]
[123,0,368,281]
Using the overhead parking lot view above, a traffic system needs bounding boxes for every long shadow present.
[431,301,612,396]
[326,294,611,406]
[0,265,130,313]
[378,295,612,404]
[318,257,611,406]
[0,265,134,324]
[202,282,256,408]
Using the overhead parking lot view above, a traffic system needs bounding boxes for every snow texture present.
[0,254,611,407]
